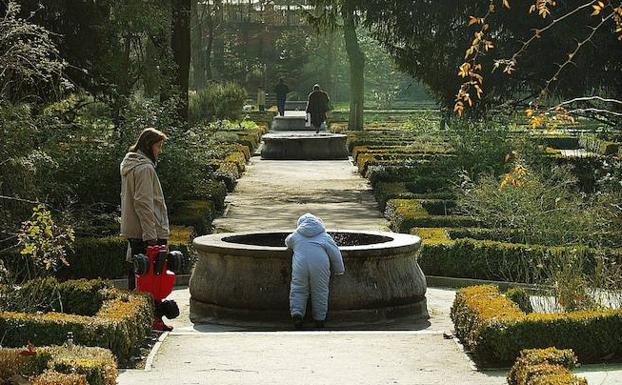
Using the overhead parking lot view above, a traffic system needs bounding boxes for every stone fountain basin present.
[260,133,349,160]
[190,230,428,324]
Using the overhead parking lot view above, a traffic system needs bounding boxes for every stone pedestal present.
[271,114,327,132]
[261,133,348,160]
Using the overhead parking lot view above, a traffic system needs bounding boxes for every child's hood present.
[296,213,326,237]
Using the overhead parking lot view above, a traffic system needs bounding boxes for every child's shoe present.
[292,314,304,330]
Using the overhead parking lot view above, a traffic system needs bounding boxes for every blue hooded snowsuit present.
[285,213,345,321]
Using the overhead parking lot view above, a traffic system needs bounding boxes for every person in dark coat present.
[274,78,289,116]
[306,84,330,133]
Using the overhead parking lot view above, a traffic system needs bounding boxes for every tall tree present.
[341,3,364,130]
[356,0,622,120]
[191,0,223,89]
[310,0,366,130]
[171,0,192,120]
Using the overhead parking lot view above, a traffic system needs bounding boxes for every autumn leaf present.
[591,1,604,16]
[458,63,471,77]
[468,16,481,26]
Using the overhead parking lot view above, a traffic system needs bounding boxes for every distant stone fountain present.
[261,132,348,160]
[189,230,428,325]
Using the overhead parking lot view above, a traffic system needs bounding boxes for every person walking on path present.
[120,128,170,291]
[285,213,345,329]
[274,78,289,116]
[306,84,331,133]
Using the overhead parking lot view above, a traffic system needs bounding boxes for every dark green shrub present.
[505,287,534,314]
[57,231,192,280]
[373,182,455,211]
[446,227,622,248]
[59,237,127,280]
[189,82,247,122]
[533,135,580,150]
[418,239,616,282]
[367,163,455,186]
[385,199,477,232]
[0,289,152,364]
[195,180,227,212]
[170,200,215,235]
[18,278,111,316]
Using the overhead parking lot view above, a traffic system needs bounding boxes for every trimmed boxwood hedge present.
[366,163,456,186]
[507,348,586,385]
[372,182,454,210]
[170,200,215,235]
[57,226,193,280]
[384,199,477,233]
[351,144,453,162]
[0,345,117,385]
[418,238,620,282]
[531,135,580,150]
[451,285,622,367]
[0,281,152,364]
[579,134,620,155]
[356,153,455,175]
[446,227,622,248]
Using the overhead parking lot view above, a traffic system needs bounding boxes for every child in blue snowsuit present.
[285,213,345,329]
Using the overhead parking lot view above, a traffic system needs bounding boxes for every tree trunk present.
[171,0,192,121]
[342,7,364,131]
[205,29,214,80]
[191,1,206,90]
[324,31,336,101]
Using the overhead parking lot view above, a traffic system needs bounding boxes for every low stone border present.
[426,275,544,292]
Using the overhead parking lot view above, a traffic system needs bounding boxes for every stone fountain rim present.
[193,230,421,258]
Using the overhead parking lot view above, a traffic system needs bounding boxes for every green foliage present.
[0,345,117,385]
[358,0,622,112]
[507,348,585,385]
[373,182,454,211]
[0,2,68,102]
[384,199,477,233]
[451,285,622,367]
[170,200,216,236]
[57,230,193,280]
[446,227,622,248]
[448,124,513,179]
[418,238,619,283]
[18,0,173,101]
[189,82,246,123]
[506,288,534,314]
[458,165,614,246]
[18,205,75,277]
[14,278,111,316]
[0,288,153,364]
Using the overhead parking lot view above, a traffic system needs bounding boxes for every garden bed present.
[0,345,118,385]
[0,279,153,366]
[451,285,622,367]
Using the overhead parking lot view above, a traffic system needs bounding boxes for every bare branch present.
[558,96,622,107]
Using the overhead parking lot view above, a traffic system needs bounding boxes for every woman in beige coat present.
[120,128,169,290]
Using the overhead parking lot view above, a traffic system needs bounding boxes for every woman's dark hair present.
[129,128,168,162]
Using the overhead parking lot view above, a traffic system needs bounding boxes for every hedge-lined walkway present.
[119,158,508,385]
[212,158,390,232]
[119,157,621,385]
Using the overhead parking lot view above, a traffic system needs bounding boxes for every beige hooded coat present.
[120,150,169,242]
